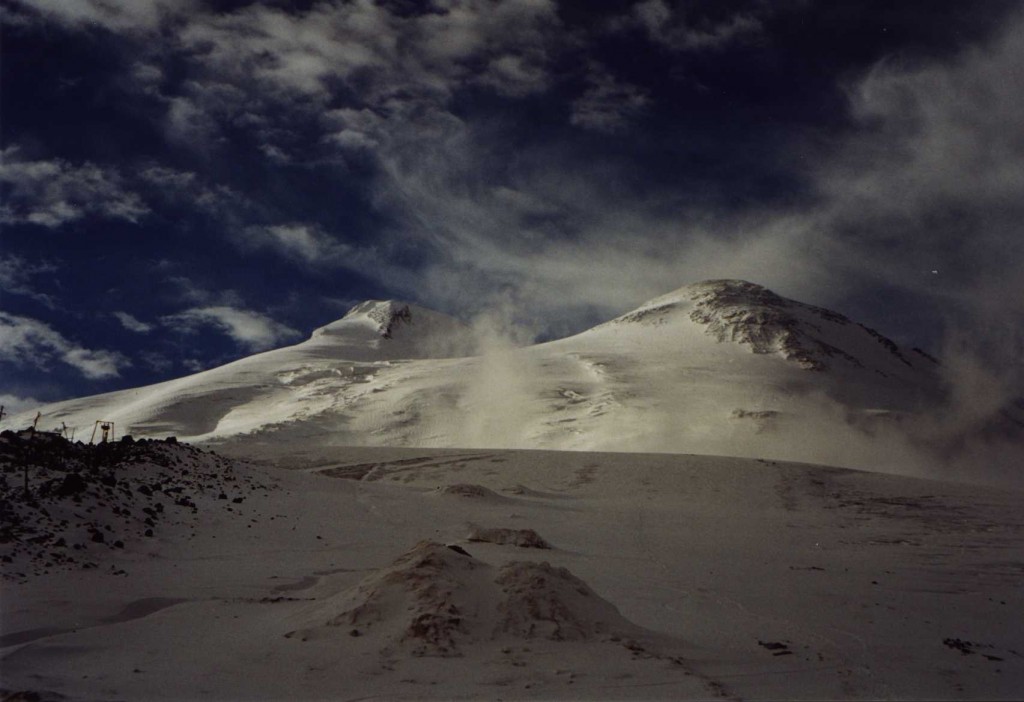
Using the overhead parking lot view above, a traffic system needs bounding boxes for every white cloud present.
[182,357,207,372]
[164,94,222,146]
[0,312,129,379]
[140,351,173,373]
[360,7,1024,351]
[139,166,197,190]
[110,0,562,150]
[805,11,1024,323]
[6,0,194,32]
[0,146,149,228]
[13,0,1021,373]
[161,306,301,352]
[138,163,252,218]
[240,223,351,265]
[0,393,44,416]
[165,277,245,307]
[113,311,154,333]
[570,65,649,133]
[0,254,58,308]
[630,0,763,51]
[475,52,551,97]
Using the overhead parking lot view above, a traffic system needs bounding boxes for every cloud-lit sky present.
[2,0,1023,410]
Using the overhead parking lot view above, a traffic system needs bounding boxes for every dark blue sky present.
[2,0,1023,410]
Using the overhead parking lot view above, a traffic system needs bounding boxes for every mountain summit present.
[1,281,956,470]
[610,279,936,378]
[306,300,473,359]
[314,300,416,339]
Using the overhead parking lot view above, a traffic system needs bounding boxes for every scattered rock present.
[0,430,274,581]
[55,474,87,498]
[758,640,793,656]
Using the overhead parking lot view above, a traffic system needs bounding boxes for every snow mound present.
[286,541,641,657]
[467,526,551,549]
[494,560,629,641]
[435,483,505,500]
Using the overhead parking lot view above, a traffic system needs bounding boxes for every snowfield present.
[2,442,1023,700]
[2,280,1023,700]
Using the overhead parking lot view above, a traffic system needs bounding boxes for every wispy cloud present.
[164,276,245,307]
[161,306,301,352]
[0,254,59,308]
[239,223,352,266]
[570,64,649,133]
[9,0,1023,363]
[138,165,197,190]
[627,0,764,51]
[123,0,563,150]
[0,312,129,379]
[0,393,43,416]
[0,146,149,228]
[5,0,193,32]
[815,25,1024,313]
[113,311,154,334]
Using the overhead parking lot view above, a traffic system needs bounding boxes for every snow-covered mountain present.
[0,280,970,472]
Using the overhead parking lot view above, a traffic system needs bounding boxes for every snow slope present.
[2,300,475,442]
[3,444,1023,700]
[4,280,1001,476]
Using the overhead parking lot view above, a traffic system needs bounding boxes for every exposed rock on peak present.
[343,300,414,339]
[617,279,920,373]
[305,300,473,359]
[687,280,856,371]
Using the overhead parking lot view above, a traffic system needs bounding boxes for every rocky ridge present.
[619,279,927,373]
[0,430,273,581]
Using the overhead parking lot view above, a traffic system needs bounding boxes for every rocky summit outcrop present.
[617,279,933,375]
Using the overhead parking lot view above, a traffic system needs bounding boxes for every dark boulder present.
[56,473,88,497]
